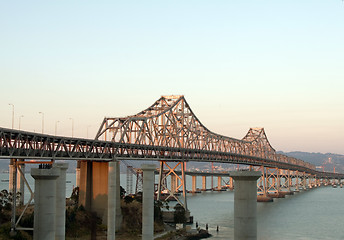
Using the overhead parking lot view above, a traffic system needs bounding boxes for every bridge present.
[1,95,343,239]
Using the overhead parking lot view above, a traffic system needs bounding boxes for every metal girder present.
[156,161,188,210]
[1,96,343,179]
[265,167,280,194]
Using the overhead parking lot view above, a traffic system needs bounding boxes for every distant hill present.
[278,151,344,173]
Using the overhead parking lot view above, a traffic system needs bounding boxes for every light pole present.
[55,120,60,135]
[39,112,44,134]
[19,115,24,130]
[8,103,14,129]
[69,118,74,137]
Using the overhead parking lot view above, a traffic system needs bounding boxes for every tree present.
[173,203,186,224]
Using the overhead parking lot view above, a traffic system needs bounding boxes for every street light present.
[55,120,60,135]
[8,103,14,129]
[38,112,44,134]
[69,118,74,137]
[19,115,24,130]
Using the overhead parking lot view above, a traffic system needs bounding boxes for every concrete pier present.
[9,159,14,192]
[17,164,25,205]
[229,177,234,189]
[107,161,117,240]
[202,176,206,191]
[79,161,109,223]
[217,176,222,190]
[31,167,60,240]
[230,171,261,240]
[115,160,122,231]
[53,163,69,240]
[76,161,81,187]
[79,160,122,233]
[192,176,196,193]
[141,164,156,240]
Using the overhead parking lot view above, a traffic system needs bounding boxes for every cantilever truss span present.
[95,95,321,174]
[0,95,342,179]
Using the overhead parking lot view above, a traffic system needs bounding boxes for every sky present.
[1,1,343,155]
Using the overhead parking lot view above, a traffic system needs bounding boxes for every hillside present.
[278,151,344,173]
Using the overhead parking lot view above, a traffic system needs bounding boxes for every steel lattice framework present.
[95,95,322,174]
[0,95,342,179]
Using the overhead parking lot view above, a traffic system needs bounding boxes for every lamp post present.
[39,112,44,134]
[19,115,24,130]
[69,118,74,137]
[55,120,60,135]
[8,103,14,129]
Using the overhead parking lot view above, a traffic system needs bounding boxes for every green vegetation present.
[118,194,165,237]
[65,205,105,238]
[0,190,33,240]
[173,204,186,224]
[0,187,169,239]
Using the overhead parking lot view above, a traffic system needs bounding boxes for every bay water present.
[1,173,343,239]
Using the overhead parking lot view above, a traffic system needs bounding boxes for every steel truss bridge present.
[0,95,342,179]
[1,95,343,209]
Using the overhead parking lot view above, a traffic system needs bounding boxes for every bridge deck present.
[0,127,342,179]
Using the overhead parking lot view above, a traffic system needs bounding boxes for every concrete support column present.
[17,163,25,205]
[31,167,60,240]
[202,176,206,191]
[76,161,81,188]
[229,177,234,190]
[230,171,261,240]
[107,161,117,240]
[10,159,17,234]
[141,164,156,240]
[115,161,122,231]
[53,163,69,240]
[217,177,222,190]
[79,161,110,223]
[9,159,14,192]
[192,176,196,193]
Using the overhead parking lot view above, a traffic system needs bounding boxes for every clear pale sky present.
[1,1,343,154]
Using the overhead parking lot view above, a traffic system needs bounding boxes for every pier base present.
[231,171,261,240]
[142,164,156,240]
[31,167,60,240]
[54,163,69,240]
[107,161,117,240]
[17,164,25,205]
